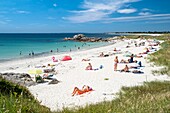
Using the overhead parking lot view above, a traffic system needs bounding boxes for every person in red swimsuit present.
[72,85,93,96]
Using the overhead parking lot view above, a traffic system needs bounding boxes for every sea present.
[0,33,121,61]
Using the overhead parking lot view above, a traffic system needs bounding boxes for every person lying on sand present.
[72,85,93,96]
[121,65,129,72]
[120,59,130,63]
[139,47,150,54]
[120,54,136,63]
[99,52,109,57]
[85,63,93,70]
[113,48,121,52]
[82,58,90,61]
[129,61,141,69]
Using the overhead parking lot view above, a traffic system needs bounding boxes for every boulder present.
[64,34,116,42]
[48,79,60,84]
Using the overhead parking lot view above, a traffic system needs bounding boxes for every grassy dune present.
[61,81,170,113]
[0,76,51,113]
[148,40,170,75]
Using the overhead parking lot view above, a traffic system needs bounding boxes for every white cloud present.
[106,14,170,22]
[65,0,141,23]
[16,10,30,14]
[139,8,153,16]
[139,12,151,16]
[53,3,57,7]
[117,8,137,14]
[146,20,170,24]
[142,8,151,11]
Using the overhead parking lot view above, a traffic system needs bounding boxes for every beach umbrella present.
[61,55,72,61]
[28,69,43,75]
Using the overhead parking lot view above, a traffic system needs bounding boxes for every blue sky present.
[0,0,170,33]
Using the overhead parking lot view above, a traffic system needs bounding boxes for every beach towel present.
[132,70,144,74]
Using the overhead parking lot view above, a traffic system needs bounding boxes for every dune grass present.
[121,33,170,40]
[0,76,51,113]
[1,76,169,113]
[121,34,170,75]
[61,81,170,113]
[148,40,170,76]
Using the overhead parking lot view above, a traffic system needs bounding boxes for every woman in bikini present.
[85,63,93,70]
[72,85,93,96]
[114,56,119,71]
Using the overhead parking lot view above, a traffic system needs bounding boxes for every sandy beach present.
[0,38,169,111]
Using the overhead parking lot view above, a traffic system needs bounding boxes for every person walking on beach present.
[114,56,119,71]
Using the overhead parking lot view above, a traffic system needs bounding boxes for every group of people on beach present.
[30,38,160,97]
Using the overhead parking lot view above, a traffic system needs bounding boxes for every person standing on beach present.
[114,56,119,71]
[32,51,34,56]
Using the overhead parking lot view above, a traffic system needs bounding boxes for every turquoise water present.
[0,33,118,61]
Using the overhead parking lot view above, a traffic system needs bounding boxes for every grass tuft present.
[148,40,170,76]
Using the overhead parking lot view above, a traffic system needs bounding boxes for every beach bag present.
[138,61,142,67]
[132,70,144,74]
[35,75,44,83]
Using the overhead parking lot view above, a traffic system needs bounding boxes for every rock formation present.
[64,34,115,42]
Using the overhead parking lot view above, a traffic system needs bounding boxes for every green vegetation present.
[148,40,170,75]
[0,76,51,113]
[1,76,169,113]
[121,34,170,40]
[61,81,170,113]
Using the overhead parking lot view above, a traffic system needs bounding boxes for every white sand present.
[127,33,163,36]
[0,39,169,112]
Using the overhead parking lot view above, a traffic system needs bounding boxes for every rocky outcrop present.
[64,34,115,42]
[0,73,36,87]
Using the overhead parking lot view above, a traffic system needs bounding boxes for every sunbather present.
[113,48,121,51]
[139,47,150,54]
[129,54,134,63]
[121,65,129,72]
[99,52,104,57]
[120,59,130,63]
[85,63,93,70]
[82,58,90,61]
[72,85,93,96]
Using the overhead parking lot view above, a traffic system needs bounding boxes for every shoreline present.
[0,41,111,62]
[0,37,170,111]
[0,41,115,66]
